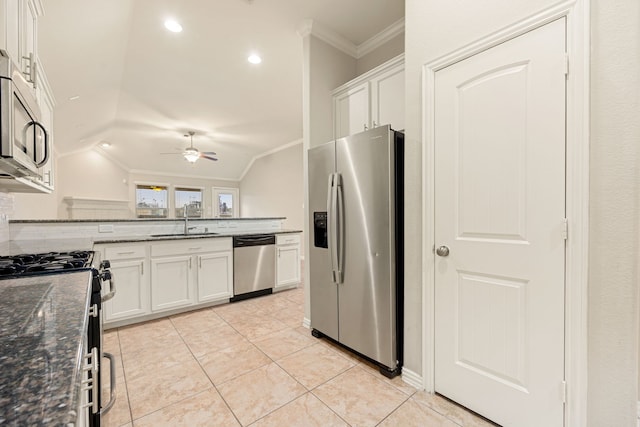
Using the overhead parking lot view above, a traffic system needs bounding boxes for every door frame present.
[420,1,590,425]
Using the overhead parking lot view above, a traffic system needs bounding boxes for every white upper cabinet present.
[2,0,20,62]
[334,82,370,139]
[0,0,54,193]
[370,63,404,132]
[20,0,38,90]
[332,54,404,139]
[0,0,43,90]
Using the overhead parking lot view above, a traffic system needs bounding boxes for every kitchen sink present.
[150,232,219,238]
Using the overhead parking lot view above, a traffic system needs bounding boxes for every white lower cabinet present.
[96,243,150,323]
[98,237,233,326]
[275,233,301,290]
[150,254,194,311]
[197,251,233,302]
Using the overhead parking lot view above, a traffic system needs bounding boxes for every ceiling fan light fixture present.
[183,148,199,163]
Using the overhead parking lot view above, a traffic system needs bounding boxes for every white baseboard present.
[401,367,424,390]
[302,317,311,329]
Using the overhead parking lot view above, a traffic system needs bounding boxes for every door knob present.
[436,245,450,257]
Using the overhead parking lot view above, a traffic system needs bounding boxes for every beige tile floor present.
[101,286,495,427]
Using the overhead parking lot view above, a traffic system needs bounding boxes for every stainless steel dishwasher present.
[230,234,276,301]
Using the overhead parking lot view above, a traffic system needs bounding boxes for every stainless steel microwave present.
[0,50,49,179]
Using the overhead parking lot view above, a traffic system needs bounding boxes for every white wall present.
[10,150,129,219]
[356,33,404,76]
[240,142,303,231]
[12,155,59,219]
[406,0,640,425]
[59,150,130,200]
[588,0,640,423]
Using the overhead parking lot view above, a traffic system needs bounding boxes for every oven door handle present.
[100,352,116,415]
[101,270,116,302]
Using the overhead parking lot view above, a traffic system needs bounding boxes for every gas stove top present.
[0,251,94,278]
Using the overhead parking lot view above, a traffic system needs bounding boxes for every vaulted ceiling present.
[37,0,404,180]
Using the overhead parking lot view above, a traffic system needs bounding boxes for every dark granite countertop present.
[10,217,285,224]
[92,229,302,245]
[0,270,93,425]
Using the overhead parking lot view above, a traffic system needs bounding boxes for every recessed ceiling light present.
[164,19,183,33]
[248,54,262,64]
[100,142,111,148]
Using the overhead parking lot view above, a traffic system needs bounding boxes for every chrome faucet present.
[184,210,198,235]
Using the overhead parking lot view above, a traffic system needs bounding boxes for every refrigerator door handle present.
[335,173,345,284]
[327,173,339,283]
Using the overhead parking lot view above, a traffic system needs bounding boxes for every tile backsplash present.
[0,193,13,243]
[9,218,286,241]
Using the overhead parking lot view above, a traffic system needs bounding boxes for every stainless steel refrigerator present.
[308,125,403,377]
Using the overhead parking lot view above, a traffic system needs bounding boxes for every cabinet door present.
[334,82,370,139]
[104,259,150,322]
[370,64,404,131]
[20,0,37,88]
[276,245,301,288]
[150,255,194,311]
[3,0,20,62]
[197,251,233,302]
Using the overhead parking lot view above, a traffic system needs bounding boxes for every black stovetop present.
[0,251,94,278]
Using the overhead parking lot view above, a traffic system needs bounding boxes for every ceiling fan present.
[161,131,218,163]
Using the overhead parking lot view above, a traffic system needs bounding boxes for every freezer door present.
[336,126,397,368]
[308,142,339,341]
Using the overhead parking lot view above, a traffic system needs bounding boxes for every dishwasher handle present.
[233,234,276,247]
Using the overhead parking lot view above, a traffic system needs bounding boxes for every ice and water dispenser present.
[313,212,328,248]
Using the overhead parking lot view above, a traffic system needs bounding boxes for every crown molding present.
[298,18,405,59]
[298,19,357,58]
[357,18,405,58]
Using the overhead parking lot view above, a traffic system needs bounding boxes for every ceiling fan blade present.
[159,152,182,155]
[201,155,218,161]
[201,151,217,155]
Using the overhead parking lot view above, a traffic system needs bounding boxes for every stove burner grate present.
[0,251,94,278]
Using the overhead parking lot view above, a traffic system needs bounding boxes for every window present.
[136,184,168,218]
[175,187,203,218]
[213,187,239,218]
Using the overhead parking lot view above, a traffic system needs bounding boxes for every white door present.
[434,19,566,427]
